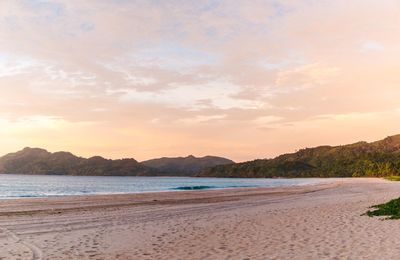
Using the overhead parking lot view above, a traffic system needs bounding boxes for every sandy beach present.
[1,178,400,259]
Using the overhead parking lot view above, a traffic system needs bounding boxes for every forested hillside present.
[0,147,159,176]
[142,155,234,176]
[199,135,400,178]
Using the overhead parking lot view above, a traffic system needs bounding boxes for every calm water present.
[0,174,328,199]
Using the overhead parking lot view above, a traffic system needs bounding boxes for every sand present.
[0,178,400,259]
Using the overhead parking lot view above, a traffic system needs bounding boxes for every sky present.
[0,0,400,162]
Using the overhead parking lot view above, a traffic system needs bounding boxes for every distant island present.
[199,134,400,178]
[0,147,233,176]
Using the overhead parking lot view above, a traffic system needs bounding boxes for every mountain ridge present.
[0,147,234,176]
[3,134,400,178]
[198,134,400,178]
[0,147,157,176]
[142,155,234,176]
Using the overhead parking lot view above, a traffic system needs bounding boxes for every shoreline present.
[0,176,333,201]
[0,179,338,215]
[1,178,400,259]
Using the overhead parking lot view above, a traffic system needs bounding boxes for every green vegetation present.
[366,198,400,219]
[0,147,160,176]
[142,155,234,176]
[0,148,234,176]
[385,176,400,181]
[199,135,400,178]
[4,134,400,178]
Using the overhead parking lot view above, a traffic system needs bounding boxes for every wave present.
[227,185,256,188]
[171,185,257,191]
[172,185,217,190]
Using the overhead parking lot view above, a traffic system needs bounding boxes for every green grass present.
[366,176,400,219]
[366,197,400,219]
[385,176,400,181]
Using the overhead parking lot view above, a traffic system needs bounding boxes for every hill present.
[0,147,159,176]
[141,155,234,176]
[198,135,400,178]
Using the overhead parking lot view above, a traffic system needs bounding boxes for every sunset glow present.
[1,1,400,161]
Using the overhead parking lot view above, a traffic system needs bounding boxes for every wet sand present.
[0,178,400,259]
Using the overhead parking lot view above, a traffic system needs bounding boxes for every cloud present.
[0,0,400,161]
[360,41,384,52]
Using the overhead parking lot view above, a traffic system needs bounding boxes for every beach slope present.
[0,178,400,259]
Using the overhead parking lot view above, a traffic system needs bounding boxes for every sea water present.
[0,174,328,199]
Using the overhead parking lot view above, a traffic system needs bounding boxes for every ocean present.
[0,174,328,199]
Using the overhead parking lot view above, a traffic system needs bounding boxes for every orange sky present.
[1,0,400,162]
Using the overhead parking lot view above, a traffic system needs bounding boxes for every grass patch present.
[385,176,400,181]
[366,197,400,219]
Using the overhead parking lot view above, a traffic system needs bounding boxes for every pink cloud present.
[0,0,400,161]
